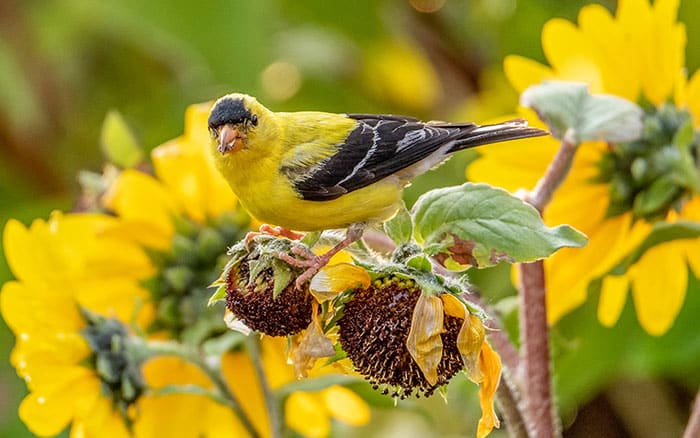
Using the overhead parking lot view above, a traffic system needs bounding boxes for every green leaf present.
[412,183,587,268]
[521,81,643,144]
[383,201,413,245]
[100,110,144,168]
[609,220,700,275]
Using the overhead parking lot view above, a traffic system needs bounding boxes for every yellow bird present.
[208,93,546,285]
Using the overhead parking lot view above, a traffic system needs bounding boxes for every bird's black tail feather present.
[447,119,548,153]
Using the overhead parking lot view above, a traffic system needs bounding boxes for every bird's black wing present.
[290,114,472,201]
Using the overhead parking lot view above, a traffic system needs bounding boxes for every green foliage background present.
[1,0,699,436]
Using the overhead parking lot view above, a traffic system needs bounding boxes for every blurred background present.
[1,0,700,436]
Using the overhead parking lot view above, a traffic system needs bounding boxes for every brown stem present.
[518,261,556,438]
[526,132,577,212]
[684,390,700,438]
[517,134,579,438]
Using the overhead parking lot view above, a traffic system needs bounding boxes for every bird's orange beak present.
[217,125,245,154]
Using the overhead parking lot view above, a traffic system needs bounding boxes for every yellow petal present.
[476,342,502,438]
[19,371,100,437]
[309,263,370,303]
[629,241,687,335]
[152,135,236,223]
[406,293,444,386]
[460,315,486,382]
[221,352,270,438]
[440,293,466,319]
[685,69,700,126]
[319,385,370,426]
[503,55,554,94]
[541,18,604,92]
[183,102,215,146]
[598,275,630,327]
[285,391,330,438]
[72,396,130,438]
[102,169,179,238]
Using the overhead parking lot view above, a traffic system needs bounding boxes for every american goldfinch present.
[208,93,546,285]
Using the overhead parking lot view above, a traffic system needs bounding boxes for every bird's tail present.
[447,119,548,153]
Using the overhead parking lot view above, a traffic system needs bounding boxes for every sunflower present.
[467,0,700,335]
[1,213,151,437]
[2,102,370,437]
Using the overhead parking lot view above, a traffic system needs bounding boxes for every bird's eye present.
[250,114,258,126]
[208,127,218,139]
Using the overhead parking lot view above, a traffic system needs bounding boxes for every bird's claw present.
[277,249,331,290]
[244,224,305,245]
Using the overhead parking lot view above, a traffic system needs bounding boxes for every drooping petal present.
[598,275,630,327]
[459,314,486,382]
[629,241,687,335]
[476,342,502,438]
[319,385,371,426]
[289,306,335,378]
[406,293,444,386]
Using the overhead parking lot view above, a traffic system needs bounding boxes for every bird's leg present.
[279,223,366,290]
[244,224,305,244]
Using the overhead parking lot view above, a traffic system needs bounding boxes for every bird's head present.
[208,93,269,155]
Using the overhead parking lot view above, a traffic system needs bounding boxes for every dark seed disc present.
[225,257,312,336]
[338,277,464,398]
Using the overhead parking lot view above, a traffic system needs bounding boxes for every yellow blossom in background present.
[468,0,700,335]
[1,213,149,437]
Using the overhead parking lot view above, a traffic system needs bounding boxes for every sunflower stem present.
[517,135,579,438]
[246,336,283,438]
[143,340,261,438]
[526,131,578,212]
[683,389,700,438]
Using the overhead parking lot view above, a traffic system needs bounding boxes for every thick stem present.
[517,135,579,438]
[684,390,700,438]
[144,340,261,438]
[518,261,556,438]
[246,336,283,438]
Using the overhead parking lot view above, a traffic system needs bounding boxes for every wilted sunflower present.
[468,0,700,335]
[316,260,501,438]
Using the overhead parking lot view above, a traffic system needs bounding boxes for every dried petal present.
[406,293,444,386]
[476,342,502,438]
[289,305,335,378]
[460,314,486,382]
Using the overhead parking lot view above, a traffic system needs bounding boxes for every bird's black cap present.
[208,97,257,129]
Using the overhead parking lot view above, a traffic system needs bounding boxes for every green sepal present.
[271,258,293,298]
[207,284,227,306]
